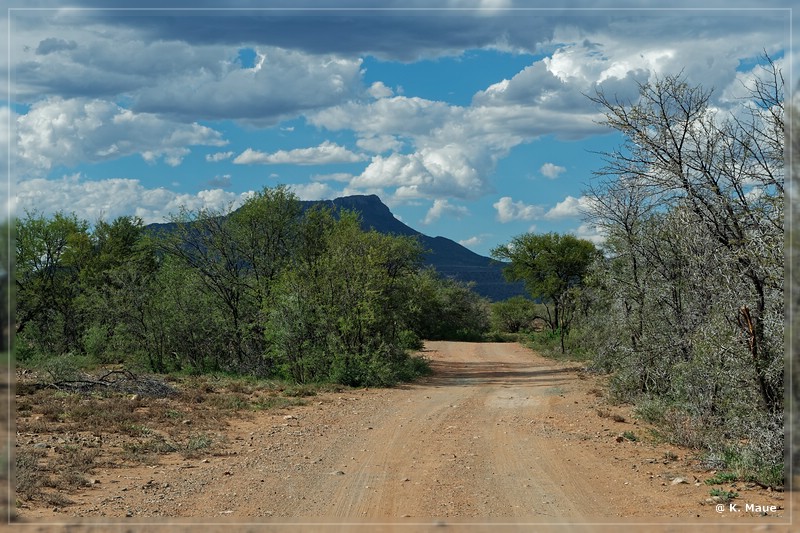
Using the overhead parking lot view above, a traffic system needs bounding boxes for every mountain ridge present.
[301,195,524,300]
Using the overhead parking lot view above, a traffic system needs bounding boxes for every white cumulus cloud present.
[206,151,234,162]
[459,235,488,248]
[289,182,339,201]
[16,174,253,224]
[544,195,593,219]
[16,97,226,174]
[423,198,469,225]
[493,196,544,223]
[355,135,404,154]
[572,222,606,245]
[233,141,366,165]
[135,47,364,125]
[540,162,566,179]
[351,144,489,200]
[367,81,394,99]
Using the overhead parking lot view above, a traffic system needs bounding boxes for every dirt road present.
[15,341,792,528]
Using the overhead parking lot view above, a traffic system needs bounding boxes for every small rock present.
[181,419,191,425]
[284,415,297,420]
[130,394,139,401]
[331,470,345,475]
[671,477,689,485]
[33,442,49,449]
[615,436,624,443]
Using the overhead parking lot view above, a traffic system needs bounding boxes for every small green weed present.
[622,430,638,442]
[182,433,213,458]
[705,471,738,485]
[709,488,738,502]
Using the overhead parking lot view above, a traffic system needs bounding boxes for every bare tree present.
[587,58,784,414]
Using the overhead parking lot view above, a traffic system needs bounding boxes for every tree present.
[491,232,598,352]
[588,62,784,414]
[78,216,160,366]
[15,211,91,356]
[410,268,490,341]
[580,57,784,485]
[156,187,301,373]
[268,209,425,385]
[490,295,538,334]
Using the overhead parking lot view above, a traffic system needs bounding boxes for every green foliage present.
[709,488,738,502]
[621,430,638,442]
[491,232,598,352]
[410,268,490,341]
[16,210,91,355]
[13,187,476,389]
[705,472,738,485]
[267,209,428,386]
[490,296,538,333]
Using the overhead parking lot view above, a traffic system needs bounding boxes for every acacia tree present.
[491,232,598,352]
[587,61,784,415]
[580,58,784,485]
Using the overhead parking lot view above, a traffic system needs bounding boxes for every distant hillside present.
[303,195,525,301]
[146,194,525,301]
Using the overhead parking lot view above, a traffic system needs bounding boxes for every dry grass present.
[14,370,327,508]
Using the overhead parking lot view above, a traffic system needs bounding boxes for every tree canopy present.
[491,232,598,352]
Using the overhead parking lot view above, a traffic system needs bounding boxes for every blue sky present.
[2,2,794,256]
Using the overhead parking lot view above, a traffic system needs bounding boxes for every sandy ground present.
[10,341,796,531]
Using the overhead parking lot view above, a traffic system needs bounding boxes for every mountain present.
[304,195,525,301]
[146,194,525,301]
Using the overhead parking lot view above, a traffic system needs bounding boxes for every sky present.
[2,1,795,257]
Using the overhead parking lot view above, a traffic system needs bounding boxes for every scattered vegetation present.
[709,488,739,503]
[663,451,678,463]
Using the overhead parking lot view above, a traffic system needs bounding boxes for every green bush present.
[490,296,538,333]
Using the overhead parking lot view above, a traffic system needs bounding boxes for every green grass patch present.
[705,471,738,485]
[709,488,738,502]
[622,430,638,442]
